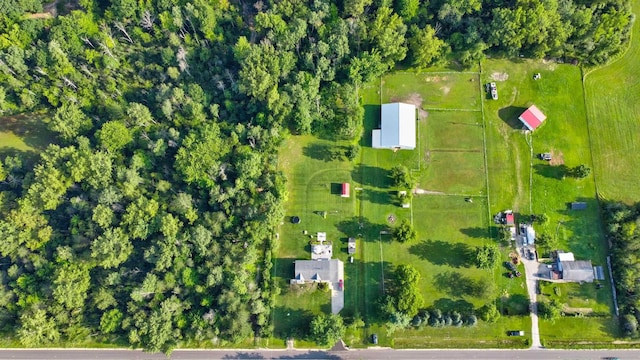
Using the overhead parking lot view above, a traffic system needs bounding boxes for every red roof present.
[518,105,546,130]
[341,183,350,197]
[506,213,515,225]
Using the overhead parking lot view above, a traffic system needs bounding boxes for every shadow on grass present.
[433,271,488,298]
[432,298,475,313]
[302,143,335,162]
[352,164,390,188]
[360,105,381,147]
[460,227,490,239]
[0,113,56,152]
[335,217,388,242]
[272,306,315,339]
[499,293,530,315]
[534,164,568,180]
[498,106,528,129]
[409,240,473,268]
[361,189,394,205]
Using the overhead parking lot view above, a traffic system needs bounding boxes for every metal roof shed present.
[372,103,416,149]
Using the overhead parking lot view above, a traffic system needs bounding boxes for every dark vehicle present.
[505,261,516,271]
[507,330,525,336]
[371,334,378,344]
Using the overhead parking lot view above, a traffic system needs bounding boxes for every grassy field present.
[481,59,614,345]
[350,72,531,347]
[584,0,640,203]
[0,113,53,155]
[380,72,481,110]
[274,135,357,341]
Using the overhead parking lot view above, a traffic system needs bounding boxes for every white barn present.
[372,103,416,150]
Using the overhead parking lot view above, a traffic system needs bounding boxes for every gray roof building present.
[292,259,343,285]
[372,103,416,149]
[560,260,594,282]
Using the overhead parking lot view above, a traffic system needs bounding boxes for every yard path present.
[519,241,542,348]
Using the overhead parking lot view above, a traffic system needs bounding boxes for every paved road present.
[0,348,638,360]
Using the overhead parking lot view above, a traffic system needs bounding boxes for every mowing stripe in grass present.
[422,108,481,112]
[478,61,493,239]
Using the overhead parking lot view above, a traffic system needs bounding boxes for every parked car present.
[539,153,552,161]
[507,330,525,336]
[505,261,516,271]
[371,334,378,344]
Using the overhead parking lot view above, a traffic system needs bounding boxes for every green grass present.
[274,135,357,341]
[482,59,614,345]
[392,316,531,348]
[381,72,481,110]
[539,317,621,348]
[584,0,640,203]
[0,113,54,153]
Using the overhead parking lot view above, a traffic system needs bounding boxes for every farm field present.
[482,59,614,346]
[584,0,640,203]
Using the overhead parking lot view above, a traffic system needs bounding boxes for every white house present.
[372,103,416,150]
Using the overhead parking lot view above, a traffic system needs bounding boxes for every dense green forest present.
[0,0,634,353]
[603,202,640,337]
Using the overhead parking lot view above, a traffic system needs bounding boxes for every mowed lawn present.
[274,135,357,341]
[482,59,614,345]
[353,72,530,348]
[584,0,640,202]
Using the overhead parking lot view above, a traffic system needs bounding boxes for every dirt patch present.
[391,93,428,120]
[387,214,397,224]
[490,72,509,81]
[549,150,565,166]
[424,76,448,82]
[441,86,451,95]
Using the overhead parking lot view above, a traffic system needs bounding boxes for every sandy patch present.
[490,72,509,81]
[413,188,445,195]
[549,150,564,166]
[441,86,451,95]
[424,76,448,82]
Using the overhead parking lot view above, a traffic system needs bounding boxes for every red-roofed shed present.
[518,105,547,131]
[506,213,515,226]
[341,183,350,198]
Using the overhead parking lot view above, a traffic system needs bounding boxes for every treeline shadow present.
[352,164,390,188]
[498,106,527,129]
[360,188,394,205]
[433,271,488,298]
[409,240,473,268]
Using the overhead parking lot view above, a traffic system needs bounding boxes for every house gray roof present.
[561,260,594,282]
[293,259,343,283]
[372,103,416,149]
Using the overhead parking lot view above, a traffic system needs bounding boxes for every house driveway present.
[518,240,542,348]
[331,262,345,314]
